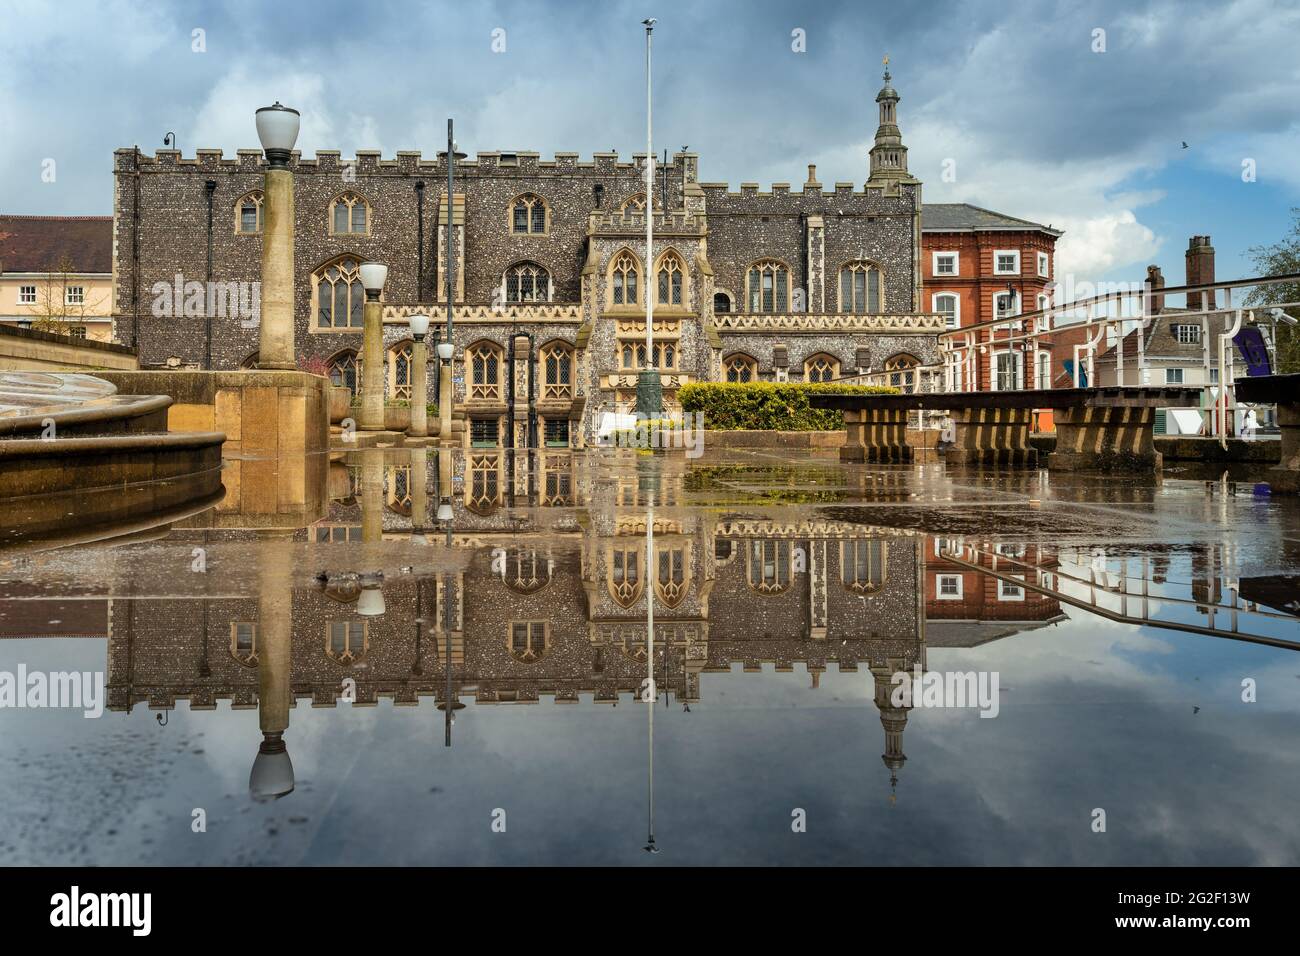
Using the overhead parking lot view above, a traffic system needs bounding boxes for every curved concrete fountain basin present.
[0,371,173,437]
[0,431,226,547]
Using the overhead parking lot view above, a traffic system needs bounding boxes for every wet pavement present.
[1,446,1298,865]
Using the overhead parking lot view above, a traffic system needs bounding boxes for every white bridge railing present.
[936,271,1300,446]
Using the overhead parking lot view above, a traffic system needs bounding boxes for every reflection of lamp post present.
[254,102,300,370]
[408,312,430,438]
[250,536,294,800]
[356,571,386,616]
[635,19,663,419]
[359,262,388,431]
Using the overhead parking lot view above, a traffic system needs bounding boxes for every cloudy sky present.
[0,0,1296,290]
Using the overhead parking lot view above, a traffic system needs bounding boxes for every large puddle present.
[1,447,1298,865]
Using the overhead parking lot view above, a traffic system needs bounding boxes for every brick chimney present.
[1185,235,1215,311]
[1143,264,1165,315]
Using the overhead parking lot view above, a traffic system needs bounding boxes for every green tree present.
[1245,207,1300,372]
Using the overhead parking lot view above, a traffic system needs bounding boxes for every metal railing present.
[936,271,1299,447]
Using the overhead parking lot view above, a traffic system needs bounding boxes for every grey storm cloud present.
[1,0,1296,280]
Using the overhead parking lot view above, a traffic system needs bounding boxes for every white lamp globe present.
[255,102,300,166]
[408,313,431,338]
[356,587,386,617]
[358,262,389,293]
[436,342,454,362]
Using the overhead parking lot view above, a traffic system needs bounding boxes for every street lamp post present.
[358,261,388,431]
[409,312,430,437]
[635,18,663,419]
[254,102,300,370]
[439,121,465,446]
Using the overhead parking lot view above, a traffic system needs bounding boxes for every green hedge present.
[677,381,898,431]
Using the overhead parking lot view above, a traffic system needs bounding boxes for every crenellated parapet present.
[714,313,944,334]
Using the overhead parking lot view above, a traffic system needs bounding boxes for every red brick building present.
[921,204,1063,391]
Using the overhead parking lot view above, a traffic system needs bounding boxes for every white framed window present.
[998,576,1026,601]
[1174,324,1201,344]
[18,285,36,304]
[994,542,1026,558]
[932,251,958,276]
[994,250,1020,275]
[1209,367,1219,384]
[992,349,1023,391]
[69,326,87,339]
[937,574,963,600]
[1165,367,1185,385]
[1036,292,1050,315]
[65,286,85,305]
[933,292,960,329]
[1037,251,1050,278]
[1037,350,1051,389]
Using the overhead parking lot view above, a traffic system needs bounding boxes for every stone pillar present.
[361,448,384,543]
[513,334,532,449]
[1266,401,1299,493]
[950,407,1038,466]
[1050,405,1159,472]
[411,338,428,437]
[805,215,825,313]
[410,445,428,530]
[257,167,296,370]
[840,407,912,462]
[360,293,384,431]
[438,355,454,445]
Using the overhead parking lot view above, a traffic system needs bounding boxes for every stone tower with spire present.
[869,61,910,182]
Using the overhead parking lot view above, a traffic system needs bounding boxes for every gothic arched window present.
[884,353,919,394]
[804,354,839,383]
[841,539,887,593]
[656,546,688,608]
[724,353,757,383]
[609,251,641,307]
[840,260,883,313]
[510,193,548,235]
[314,257,366,329]
[746,259,790,313]
[330,192,369,235]
[608,546,643,607]
[747,539,791,594]
[504,261,551,303]
[540,341,574,400]
[327,350,360,391]
[389,342,412,400]
[235,190,263,234]
[467,341,503,401]
[656,251,685,306]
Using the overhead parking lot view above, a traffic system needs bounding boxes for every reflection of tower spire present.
[872,667,910,804]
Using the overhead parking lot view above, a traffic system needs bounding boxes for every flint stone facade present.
[112,72,943,445]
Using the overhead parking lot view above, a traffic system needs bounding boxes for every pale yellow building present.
[0,215,115,342]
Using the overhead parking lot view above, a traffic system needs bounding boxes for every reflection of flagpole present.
[645,487,658,853]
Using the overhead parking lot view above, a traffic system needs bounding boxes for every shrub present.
[677,381,897,431]
[296,353,331,378]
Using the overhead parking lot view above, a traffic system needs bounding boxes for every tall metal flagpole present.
[635,17,663,418]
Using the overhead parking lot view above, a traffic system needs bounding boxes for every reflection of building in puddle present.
[924,535,1067,643]
[103,508,931,795]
